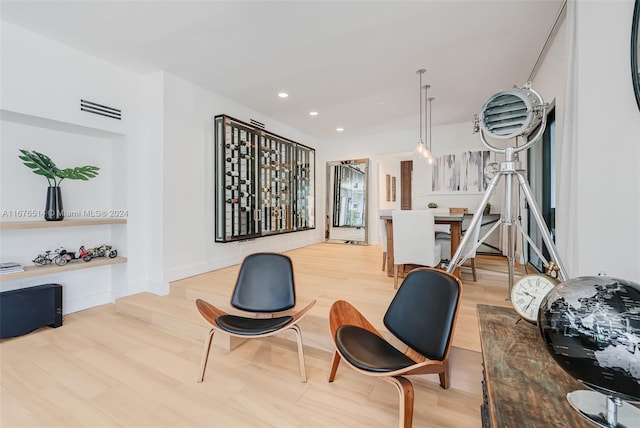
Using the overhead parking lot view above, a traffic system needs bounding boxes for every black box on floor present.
[0,284,63,339]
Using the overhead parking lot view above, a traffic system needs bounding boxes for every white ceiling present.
[0,0,564,141]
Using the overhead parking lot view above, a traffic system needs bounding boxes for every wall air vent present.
[249,119,265,129]
[80,99,121,120]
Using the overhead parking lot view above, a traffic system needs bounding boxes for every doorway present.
[527,108,556,271]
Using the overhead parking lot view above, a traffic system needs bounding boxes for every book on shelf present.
[0,262,24,274]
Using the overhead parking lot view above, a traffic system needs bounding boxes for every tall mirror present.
[632,0,640,110]
[326,159,369,244]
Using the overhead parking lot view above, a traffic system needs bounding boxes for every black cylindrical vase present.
[45,186,64,221]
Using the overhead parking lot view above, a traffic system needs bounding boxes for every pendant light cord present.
[428,96,433,152]
[416,69,426,144]
[419,70,423,143]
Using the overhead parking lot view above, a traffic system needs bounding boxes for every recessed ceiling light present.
[309,111,318,116]
[278,92,288,98]
[336,127,344,132]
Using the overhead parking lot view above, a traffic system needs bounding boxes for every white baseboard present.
[64,291,112,314]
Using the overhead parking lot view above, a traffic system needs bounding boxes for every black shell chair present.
[196,253,316,383]
[328,268,462,428]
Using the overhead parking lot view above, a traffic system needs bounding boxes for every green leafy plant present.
[19,149,100,187]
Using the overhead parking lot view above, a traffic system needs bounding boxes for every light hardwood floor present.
[1,243,525,427]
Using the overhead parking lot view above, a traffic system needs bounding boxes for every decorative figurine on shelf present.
[428,202,438,208]
[78,244,118,262]
[32,247,70,266]
[33,249,59,266]
[55,248,76,265]
[78,246,93,262]
[91,244,118,259]
[18,149,100,221]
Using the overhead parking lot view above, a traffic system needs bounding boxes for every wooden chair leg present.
[198,328,215,383]
[438,361,450,389]
[471,257,477,282]
[328,351,341,382]
[290,324,307,383]
[394,265,399,290]
[382,251,387,271]
[385,376,414,428]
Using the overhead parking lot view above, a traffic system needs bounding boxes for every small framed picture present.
[385,174,391,201]
[391,176,396,201]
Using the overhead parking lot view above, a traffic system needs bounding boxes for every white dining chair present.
[391,210,442,289]
[380,218,388,271]
[437,214,483,281]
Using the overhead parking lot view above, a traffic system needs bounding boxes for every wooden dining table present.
[381,213,464,278]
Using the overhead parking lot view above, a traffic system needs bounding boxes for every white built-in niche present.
[0,110,128,314]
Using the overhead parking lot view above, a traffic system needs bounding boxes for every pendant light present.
[414,69,433,163]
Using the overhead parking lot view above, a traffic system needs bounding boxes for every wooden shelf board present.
[0,218,126,230]
[0,257,127,281]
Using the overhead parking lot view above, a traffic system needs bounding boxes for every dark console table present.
[477,304,591,427]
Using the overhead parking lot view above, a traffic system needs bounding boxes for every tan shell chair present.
[328,268,462,428]
[195,252,316,383]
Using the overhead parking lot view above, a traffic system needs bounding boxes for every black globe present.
[538,275,640,402]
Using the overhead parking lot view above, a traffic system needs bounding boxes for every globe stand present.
[446,83,569,295]
[567,390,640,428]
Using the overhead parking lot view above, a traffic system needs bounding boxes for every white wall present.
[411,121,504,212]
[161,73,323,282]
[522,3,568,267]
[570,0,640,280]
[376,152,406,212]
[0,23,131,135]
[531,7,568,154]
[531,0,640,281]
[132,71,165,296]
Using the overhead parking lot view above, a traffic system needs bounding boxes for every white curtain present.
[556,0,579,278]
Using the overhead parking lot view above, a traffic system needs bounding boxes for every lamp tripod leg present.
[447,172,501,275]
[515,171,568,281]
[447,165,567,289]
[504,171,517,299]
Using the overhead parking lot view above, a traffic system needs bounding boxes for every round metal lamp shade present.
[479,87,544,139]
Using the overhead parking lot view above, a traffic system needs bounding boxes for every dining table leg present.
[449,221,462,278]
[385,219,395,277]
[384,217,462,279]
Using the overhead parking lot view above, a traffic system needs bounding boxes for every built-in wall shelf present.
[0,256,127,282]
[0,218,127,231]
[1,103,129,312]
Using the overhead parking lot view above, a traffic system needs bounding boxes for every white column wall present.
[571,0,640,280]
